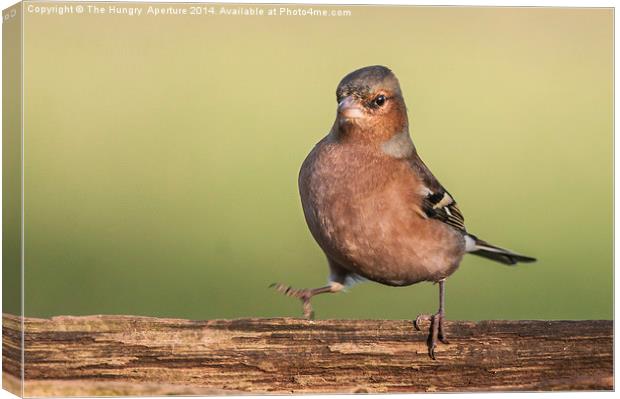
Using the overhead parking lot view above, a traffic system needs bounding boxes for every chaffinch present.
[272,65,535,359]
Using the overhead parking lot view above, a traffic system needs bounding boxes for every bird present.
[271,65,536,359]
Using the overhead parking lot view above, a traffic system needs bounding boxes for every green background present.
[3,2,22,316]
[20,4,612,320]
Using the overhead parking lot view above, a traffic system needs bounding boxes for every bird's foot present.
[269,283,315,319]
[414,312,449,360]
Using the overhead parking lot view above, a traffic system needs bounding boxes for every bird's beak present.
[338,96,365,120]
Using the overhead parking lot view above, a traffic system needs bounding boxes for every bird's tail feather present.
[465,234,536,265]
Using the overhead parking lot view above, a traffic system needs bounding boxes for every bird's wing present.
[409,154,466,233]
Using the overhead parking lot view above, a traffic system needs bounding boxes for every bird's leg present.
[414,279,448,359]
[270,282,343,319]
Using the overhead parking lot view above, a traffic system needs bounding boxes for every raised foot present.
[414,312,449,360]
[269,283,315,319]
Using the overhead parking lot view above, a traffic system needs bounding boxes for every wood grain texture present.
[2,314,613,396]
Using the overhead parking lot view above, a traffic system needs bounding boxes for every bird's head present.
[334,65,409,141]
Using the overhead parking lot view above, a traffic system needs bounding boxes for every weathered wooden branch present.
[2,314,613,396]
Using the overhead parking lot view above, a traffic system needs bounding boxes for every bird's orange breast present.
[299,137,465,286]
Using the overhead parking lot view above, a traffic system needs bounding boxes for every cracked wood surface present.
[2,314,613,396]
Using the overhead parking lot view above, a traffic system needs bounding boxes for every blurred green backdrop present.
[21,4,612,320]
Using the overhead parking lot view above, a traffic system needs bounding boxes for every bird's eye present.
[374,95,386,107]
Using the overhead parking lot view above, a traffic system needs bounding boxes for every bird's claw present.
[301,298,315,320]
[429,343,437,360]
[414,314,431,331]
[414,312,448,359]
[270,282,315,320]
